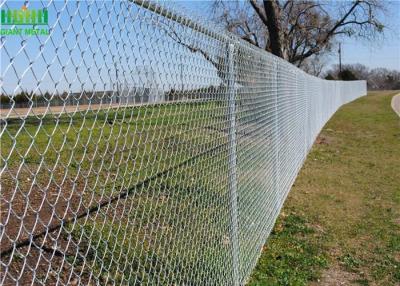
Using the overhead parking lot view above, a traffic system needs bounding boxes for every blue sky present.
[1,1,221,94]
[337,0,400,71]
[1,0,398,95]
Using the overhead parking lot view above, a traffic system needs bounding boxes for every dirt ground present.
[0,166,89,285]
[0,166,131,285]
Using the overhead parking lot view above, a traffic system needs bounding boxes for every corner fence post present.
[227,43,239,286]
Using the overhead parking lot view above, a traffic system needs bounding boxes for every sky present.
[1,0,221,94]
[337,0,400,71]
[1,0,398,95]
[178,0,400,72]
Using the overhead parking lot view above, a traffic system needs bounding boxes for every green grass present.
[2,91,399,284]
[247,213,328,285]
[1,100,236,284]
[66,151,235,285]
[248,91,400,285]
[1,101,227,194]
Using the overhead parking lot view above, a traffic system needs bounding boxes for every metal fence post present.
[304,76,309,156]
[227,43,239,286]
[273,60,280,212]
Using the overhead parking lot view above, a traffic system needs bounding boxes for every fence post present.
[273,60,280,211]
[227,43,239,286]
[304,75,309,156]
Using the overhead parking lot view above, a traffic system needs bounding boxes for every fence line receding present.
[0,1,366,285]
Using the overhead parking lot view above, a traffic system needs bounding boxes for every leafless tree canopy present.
[213,0,386,67]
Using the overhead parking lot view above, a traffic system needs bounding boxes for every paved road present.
[0,99,210,119]
[0,103,133,119]
[391,93,400,117]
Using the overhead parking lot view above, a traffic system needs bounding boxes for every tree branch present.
[249,0,268,26]
[156,21,221,72]
[325,0,361,39]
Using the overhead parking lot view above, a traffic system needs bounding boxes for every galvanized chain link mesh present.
[0,1,366,285]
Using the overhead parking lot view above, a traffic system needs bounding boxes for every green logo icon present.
[0,4,50,36]
[1,6,48,26]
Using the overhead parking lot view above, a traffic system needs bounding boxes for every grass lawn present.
[3,90,398,284]
[248,91,400,285]
[1,100,235,284]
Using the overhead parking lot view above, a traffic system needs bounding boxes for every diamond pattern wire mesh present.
[0,1,366,285]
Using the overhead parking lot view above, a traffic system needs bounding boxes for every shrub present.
[0,94,11,105]
[338,69,358,81]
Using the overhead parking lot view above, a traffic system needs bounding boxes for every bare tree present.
[137,0,386,85]
[213,0,386,67]
[301,55,329,77]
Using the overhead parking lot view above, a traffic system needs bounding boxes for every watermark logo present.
[1,4,50,36]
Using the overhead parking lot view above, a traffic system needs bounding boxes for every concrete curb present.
[391,93,400,117]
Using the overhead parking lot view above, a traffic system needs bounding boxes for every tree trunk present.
[263,0,286,59]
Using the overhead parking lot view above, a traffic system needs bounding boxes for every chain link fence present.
[0,1,366,285]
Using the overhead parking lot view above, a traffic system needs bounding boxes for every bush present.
[3,91,48,104]
[325,74,335,80]
[0,94,11,105]
[13,91,31,103]
[338,69,358,81]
